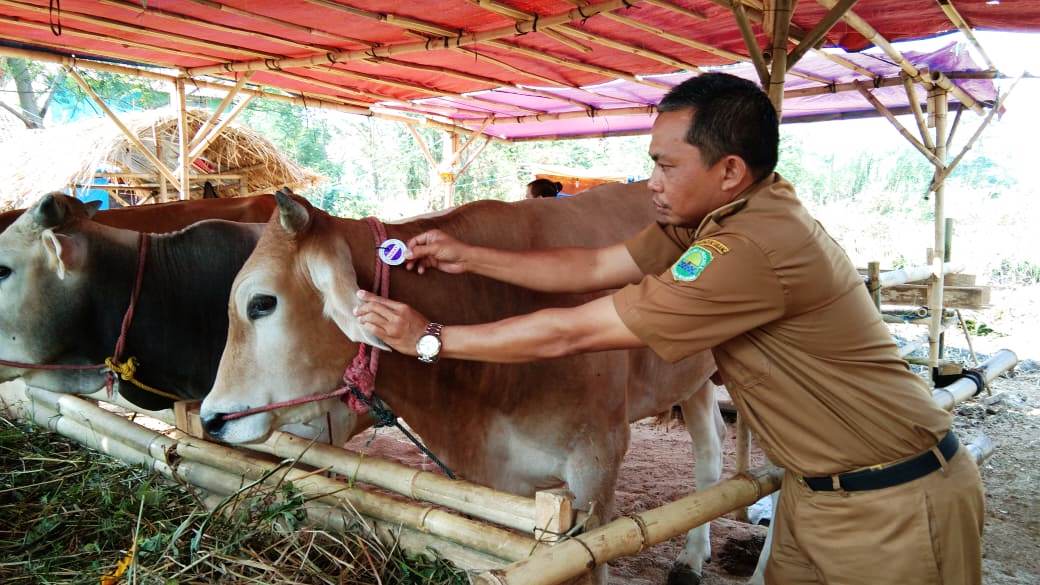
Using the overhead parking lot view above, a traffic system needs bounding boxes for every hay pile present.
[0,415,467,584]
[0,109,322,210]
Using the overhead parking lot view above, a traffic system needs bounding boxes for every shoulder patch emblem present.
[672,245,714,282]
[695,238,730,256]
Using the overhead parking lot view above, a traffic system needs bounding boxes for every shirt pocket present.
[716,336,772,390]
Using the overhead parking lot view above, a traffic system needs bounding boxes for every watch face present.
[417,334,441,357]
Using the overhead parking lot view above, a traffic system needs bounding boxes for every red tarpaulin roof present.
[0,0,1032,139]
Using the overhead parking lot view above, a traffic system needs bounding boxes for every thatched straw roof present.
[0,109,322,210]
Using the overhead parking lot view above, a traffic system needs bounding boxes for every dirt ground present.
[346,307,1040,584]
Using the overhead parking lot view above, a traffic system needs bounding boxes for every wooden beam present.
[882,285,988,310]
[188,71,253,152]
[935,0,996,71]
[186,0,633,76]
[186,94,255,163]
[175,78,192,200]
[856,85,944,168]
[730,0,770,86]
[65,67,181,192]
[787,0,860,68]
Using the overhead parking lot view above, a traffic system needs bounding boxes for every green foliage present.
[963,318,999,337]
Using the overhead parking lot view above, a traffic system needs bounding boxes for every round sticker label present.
[378,238,408,266]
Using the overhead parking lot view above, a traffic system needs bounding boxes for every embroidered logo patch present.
[671,245,713,282]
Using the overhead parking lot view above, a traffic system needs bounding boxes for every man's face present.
[647,109,732,227]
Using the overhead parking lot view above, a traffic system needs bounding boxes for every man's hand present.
[405,230,470,274]
[354,290,428,356]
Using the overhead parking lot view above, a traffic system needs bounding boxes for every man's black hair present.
[658,73,779,180]
[527,178,563,198]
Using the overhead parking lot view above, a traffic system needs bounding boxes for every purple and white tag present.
[378,238,408,266]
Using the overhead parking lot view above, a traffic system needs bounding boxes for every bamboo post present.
[938,218,955,358]
[786,0,860,68]
[457,136,493,180]
[932,350,1017,410]
[534,489,575,543]
[447,118,492,168]
[733,414,751,523]
[856,84,945,168]
[174,78,191,200]
[64,67,181,192]
[729,0,770,86]
[186,94,255,162]
[188,71,253,152]
[927,87,949,376]
[765,0,794,111]
[935,0,996,70]
[868,261,881,310]
[902,75,935,150]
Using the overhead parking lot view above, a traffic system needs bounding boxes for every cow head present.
[0,193,106,389]
[202,191,386,443]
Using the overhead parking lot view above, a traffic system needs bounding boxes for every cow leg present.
[747,491,779,585]
[669,380,726,585]
[563,438,623,585]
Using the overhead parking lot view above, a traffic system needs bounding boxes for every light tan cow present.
[202,184,754,584]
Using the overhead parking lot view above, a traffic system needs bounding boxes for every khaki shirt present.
[613,174,951,476]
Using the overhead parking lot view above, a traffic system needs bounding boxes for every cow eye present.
[0,266,10,280]
[247,294,277,320]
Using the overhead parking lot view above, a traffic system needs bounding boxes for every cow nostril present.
[202,413,229,436]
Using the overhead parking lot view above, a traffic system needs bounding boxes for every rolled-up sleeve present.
[613,234,785,363]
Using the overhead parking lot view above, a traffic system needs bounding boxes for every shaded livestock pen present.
[0,0,1035,583]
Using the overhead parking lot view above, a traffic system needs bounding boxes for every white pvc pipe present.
[878,262,964,288]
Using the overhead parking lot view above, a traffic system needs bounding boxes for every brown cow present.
[0,194,276,234]
[201,186,749,584]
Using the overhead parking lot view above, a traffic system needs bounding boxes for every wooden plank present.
[534,489,575,543]
[174,400,206,439]
[880,284,989,309]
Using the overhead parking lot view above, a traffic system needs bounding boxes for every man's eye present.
[0,266,10,280]
[247,295,277,320]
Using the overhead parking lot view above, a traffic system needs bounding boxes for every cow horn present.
[32,192,68,229]
[275,189,309,235]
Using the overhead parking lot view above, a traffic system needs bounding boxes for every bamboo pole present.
[65,67,182,192]
[551,23,701,72]
[458,136,493,179]
[878,262,963,288]
[929,72,985,116]
[730,0,770,86]
[183,0,376,48]
[927,86,949,373]
[765,0,794,111]
[787,0,860,68]
[301,0,459,37]
[542,28,596,54]
[932,350,1017,410]
[475,466,785,585]
[188,72,254,152]
[175,435,543,561]
[903,75,935,150]
[946,104,964,149]
[175,78,192,200]
[255,429,545,534]
[868,261,881,310]
[814,0,927,85]
[482,40,673,91]
[0,14,229,64]
[448,119,493,168]
[187,0,633,76]
[643,0,708,20]
[856,84,945,168]
[186,94,255,162]
[934,0,996,71]
[406,125,439,169]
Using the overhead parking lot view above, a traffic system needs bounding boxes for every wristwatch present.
[416,322,444,364]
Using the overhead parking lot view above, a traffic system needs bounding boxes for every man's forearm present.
[464,244,639,294]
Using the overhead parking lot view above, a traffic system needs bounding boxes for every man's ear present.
[718,155,751,192]
[40,229,84,280]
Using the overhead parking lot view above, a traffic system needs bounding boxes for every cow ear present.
[83,200,102,218]
[40,229,83,280]
[307,247,390,351]
[275,189,309,236]
[32,192,68,229]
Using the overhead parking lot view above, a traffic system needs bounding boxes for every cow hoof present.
[667,563,702,585]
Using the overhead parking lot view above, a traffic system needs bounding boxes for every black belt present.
[803,431,959,492]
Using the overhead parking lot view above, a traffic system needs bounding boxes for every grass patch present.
[0,415,468,584]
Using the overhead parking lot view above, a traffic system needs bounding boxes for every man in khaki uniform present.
[356,73,985,584]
